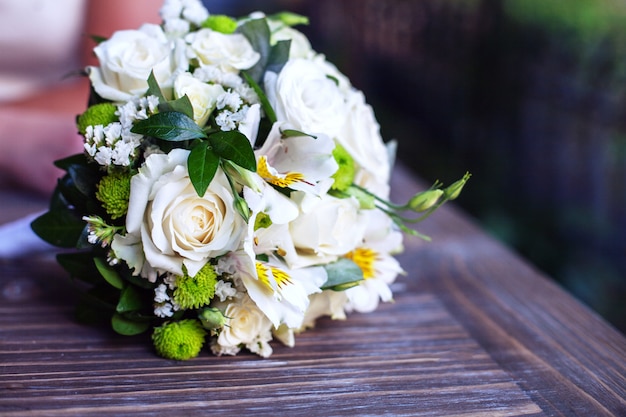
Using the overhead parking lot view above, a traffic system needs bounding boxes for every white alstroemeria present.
[188,29,260,73]
[219,248,326,330]
[265,58,348,139]
[255,122,338,195]
[287,191,366,269]
[238,103,261,146]
[174,72,225,126]
[345,210,404,313]
[300,290,349,330]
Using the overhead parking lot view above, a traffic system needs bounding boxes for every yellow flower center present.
[255,262,294,292]
[257,155,306,188]
[345,247,377,279]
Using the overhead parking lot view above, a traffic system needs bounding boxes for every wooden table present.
[1,165,624,416]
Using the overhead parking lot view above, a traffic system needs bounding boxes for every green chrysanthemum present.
[152,319,207,360]
[173,264,218,310]
[202,14,237,33]
[76,103,118,134]
[95,171,132,220]
[331,142,355,192]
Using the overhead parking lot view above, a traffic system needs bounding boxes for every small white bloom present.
[214,280,237,302]
[216,91,243,111]
[154,284,170,303]
[154,302,175,318]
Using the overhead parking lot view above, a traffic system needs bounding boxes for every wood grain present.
[0,165,624,416]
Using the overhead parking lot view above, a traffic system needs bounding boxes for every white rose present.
[215,295,274,357]
[265,58,348,138]
[120,148,245,277]
[174,72,225,127]
[269,23,314,59]
[339,89,391,194]
[88,24,176,102]
[287,192,366,268]
[188,29,260,73]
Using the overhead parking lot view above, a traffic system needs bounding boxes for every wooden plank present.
[0,165,624,416]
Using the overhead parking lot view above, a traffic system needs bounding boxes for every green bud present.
[76,103,118,134]
[408,189,443,212]
[202,15,237,33]
[198,307,227,330]
[331,142,355,192]
[443,172,471,201]
[222,160,262,193]
[233,196,251,223]
[270,12,310,27]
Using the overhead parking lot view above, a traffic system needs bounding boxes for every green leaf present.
[68,164,100,198]
[266,39,291,74]
[209,131,256,172]
[281,129,317,139]
[94,257,124,290]
[30,209,86,248]
[111,312,151,336]
[161,94,194,119]
[57,252,102,284]
[131,111,207,141]
[146,70,166,103]
[54,153,88,171]
[116,286,145,313]
[242,71,277,124]
[188,141,219,196]
[321,258,364,291]
[237,18,271,83]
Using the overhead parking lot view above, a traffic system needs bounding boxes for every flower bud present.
[232,196,250,222]
[198,307,227,330]
[407,189,443,212]
[202,15,237,34]
[272,12,309,27]
[443,172,471,201]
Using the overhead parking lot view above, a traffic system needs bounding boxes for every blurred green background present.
[209,0,626,333]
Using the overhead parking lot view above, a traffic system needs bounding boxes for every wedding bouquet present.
[32,0,469,360]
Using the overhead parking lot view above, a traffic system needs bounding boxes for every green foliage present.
[131,111,207,141]
[322,258,364,291]
[188,141,220,197]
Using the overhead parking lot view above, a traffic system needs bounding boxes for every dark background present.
[207,0,626,333]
